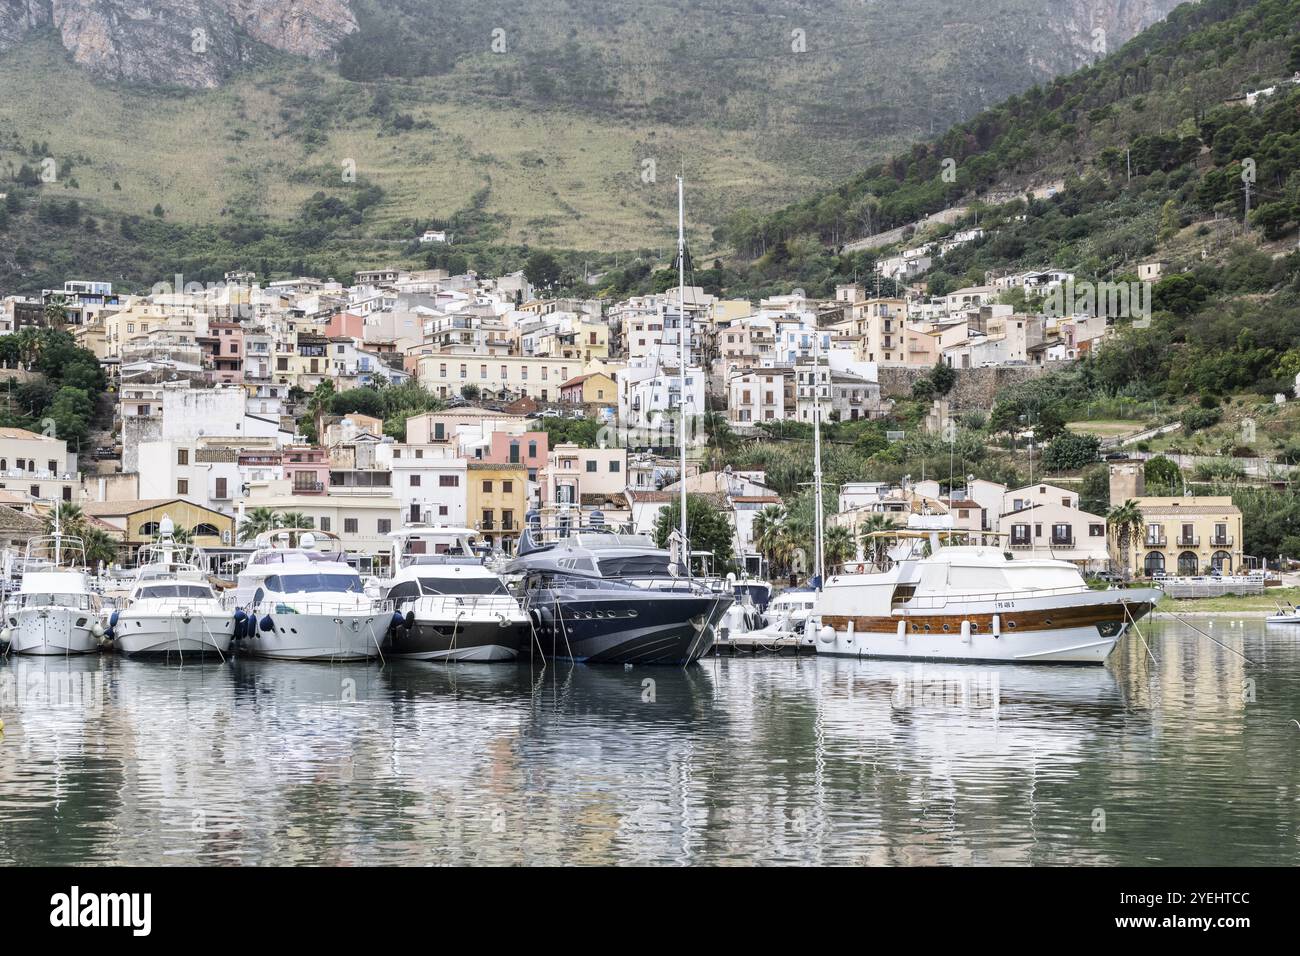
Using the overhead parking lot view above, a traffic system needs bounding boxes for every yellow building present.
[559,371,616,405]
[467,462,528,554]
[80,498,235,556]
[417,354,621,403]
[1115,496,1245,577]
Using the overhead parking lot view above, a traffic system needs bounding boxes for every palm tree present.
[169,525,194,544]
[238,507,280,543]
[81,528,119,569]
[1107,499,1145,581]
[752,504,787,572]
[276,512,315,536]
[859,513,900,567]
[43,294,69,329]
[43,502,85,536]
[824,525,856,572]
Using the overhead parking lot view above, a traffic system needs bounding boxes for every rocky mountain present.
[0,0,356,87]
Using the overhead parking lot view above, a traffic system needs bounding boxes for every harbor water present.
[1,618,1298,865]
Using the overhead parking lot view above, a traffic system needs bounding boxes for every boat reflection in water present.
[0,620,1298,864]
[507,517,731,665]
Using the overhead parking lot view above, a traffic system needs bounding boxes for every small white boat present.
[1266,603,1300,624]
[108,518,234,658]
[2,529,103,657]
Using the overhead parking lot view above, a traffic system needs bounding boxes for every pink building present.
[325,312,367,340]
[283,446,329,495]
[483,431,548,481]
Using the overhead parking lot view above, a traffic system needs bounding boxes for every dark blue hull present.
[528,589,731,665]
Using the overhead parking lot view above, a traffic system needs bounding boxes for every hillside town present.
[0,260,1243,584]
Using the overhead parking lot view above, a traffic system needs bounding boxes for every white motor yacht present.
[234,529,388,662]
[2,529,102,657]
[108,517,234,658]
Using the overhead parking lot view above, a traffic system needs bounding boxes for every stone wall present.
[876,365,1050,412]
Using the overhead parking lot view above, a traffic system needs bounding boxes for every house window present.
[528,442,537,458]
[410,475,421,487]
[29,484,39,498]
[502,481,512,494]
[438,505,448,516]
[439,475,458,487]
[178,449,189,465]
[586,460,597,473]
[215,477,227,499]
[482,480,493,493]
[62,486,72,502]
[434,423,445,441]
[1089,524,1104,537]
[509,443,520,464]
[377,519,391,534]
[609,461,620,472]
[344,518,358,534]
[320,517,331,532]
[47,460,57,472]
[177,479,189,495]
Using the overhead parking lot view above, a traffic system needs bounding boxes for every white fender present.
[961,620,971,644]
[896,620,905,639]
[992,614,1001,638]
[817,625,836,645]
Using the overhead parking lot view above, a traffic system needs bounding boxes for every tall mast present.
[812,322,825,589]
[677,174,689,576]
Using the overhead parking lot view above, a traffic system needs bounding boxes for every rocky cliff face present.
[0,0,356,88]
[0,0,1186,90]
[1048,0,1188,65]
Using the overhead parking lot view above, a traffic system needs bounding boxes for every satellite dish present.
[159,515,175,536]
[300,532,316,550]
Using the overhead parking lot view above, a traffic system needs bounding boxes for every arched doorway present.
[1178,551,1199,576]
[1144,551,1166,576]
[1211,550,1231,574]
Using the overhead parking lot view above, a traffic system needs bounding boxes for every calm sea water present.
[1,618,1298,866]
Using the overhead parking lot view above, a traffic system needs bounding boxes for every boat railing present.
[895,583,1143,611]
[234,596,395,616]
[399,594,522,616]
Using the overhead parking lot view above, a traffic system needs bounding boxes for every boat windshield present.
[22,593,93,609]
[136,584,215,600]
[419,577,508,596]
[265,573,363,594]
[596,555,674,577]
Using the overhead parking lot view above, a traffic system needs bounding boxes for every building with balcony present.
[467,462,527,553]
[1120,497,1246,577]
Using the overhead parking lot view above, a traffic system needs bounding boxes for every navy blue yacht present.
[506,518,731,665]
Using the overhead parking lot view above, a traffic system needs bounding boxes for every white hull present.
[816,622,1125,664]
[6,608,100,656]
[114,612,235,656]
[242,611,385,661]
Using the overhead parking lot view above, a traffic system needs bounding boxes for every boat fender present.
[390,611,405,632]
[497,613,510,628]
[232,610,248,640]
[91,622,104,638]
[818,625,836,645]
[0,626,9,642]
[109,610,120,630]
[259,615,275,633]
[992,614,1001,638]
[896,620,905,639]
[960,620,971,644]
[404,610,416,630]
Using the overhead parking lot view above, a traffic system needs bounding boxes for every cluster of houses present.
[829,462,1245,578]
[0,258,1192,576]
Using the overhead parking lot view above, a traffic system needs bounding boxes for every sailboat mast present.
[813,324,825,588]
[677,174,689,576]
[54,499,61,566]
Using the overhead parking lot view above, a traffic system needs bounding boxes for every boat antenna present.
[677,172,690,578]
[813,324,825,590]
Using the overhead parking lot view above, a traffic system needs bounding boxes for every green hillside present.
[0,1,1183,291]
